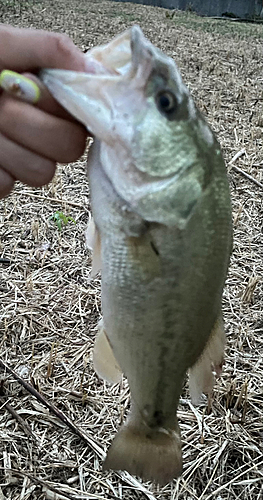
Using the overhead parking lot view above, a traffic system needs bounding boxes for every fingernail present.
[0,70,41,103]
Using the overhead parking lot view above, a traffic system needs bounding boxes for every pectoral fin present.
[93,319,122,384]
[188,314,225,405]
[85,218,101,277]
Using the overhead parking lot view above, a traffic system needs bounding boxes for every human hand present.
[0,25,88,198]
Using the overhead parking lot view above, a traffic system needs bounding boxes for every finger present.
[0,70,41,104]
[0,94,87,162]
[0,70,81,121]
[0,25,86,72]
[0,131,56,187]
[0,166,15,199]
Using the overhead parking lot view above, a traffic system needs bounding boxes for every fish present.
[41,26,232,484]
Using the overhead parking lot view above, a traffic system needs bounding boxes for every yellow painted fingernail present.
[0,70,41,103]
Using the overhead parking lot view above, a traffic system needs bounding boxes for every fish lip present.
[130,25,153,77]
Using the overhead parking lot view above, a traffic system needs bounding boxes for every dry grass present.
[0,1,263,499]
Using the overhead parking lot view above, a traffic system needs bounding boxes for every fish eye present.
[156,90,177,115]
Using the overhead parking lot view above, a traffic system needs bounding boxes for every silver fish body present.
[41,26,232,484]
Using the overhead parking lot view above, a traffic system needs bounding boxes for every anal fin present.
[189,314,225,405]
[93,319,122,384]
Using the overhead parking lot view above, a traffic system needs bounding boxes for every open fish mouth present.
[82,27,134,77]
[41,26,154,142]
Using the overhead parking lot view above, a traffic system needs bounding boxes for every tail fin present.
[189,314,225,405]
[103,419,182,484]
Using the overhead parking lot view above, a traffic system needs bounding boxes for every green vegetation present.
[50,211,76,231]
[166,10,263,39]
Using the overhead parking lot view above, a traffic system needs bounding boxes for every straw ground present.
[0,1,262,499]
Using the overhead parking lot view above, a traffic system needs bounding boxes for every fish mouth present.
[41,26,153,142]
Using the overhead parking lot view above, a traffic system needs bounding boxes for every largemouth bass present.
[41,26,232,484]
